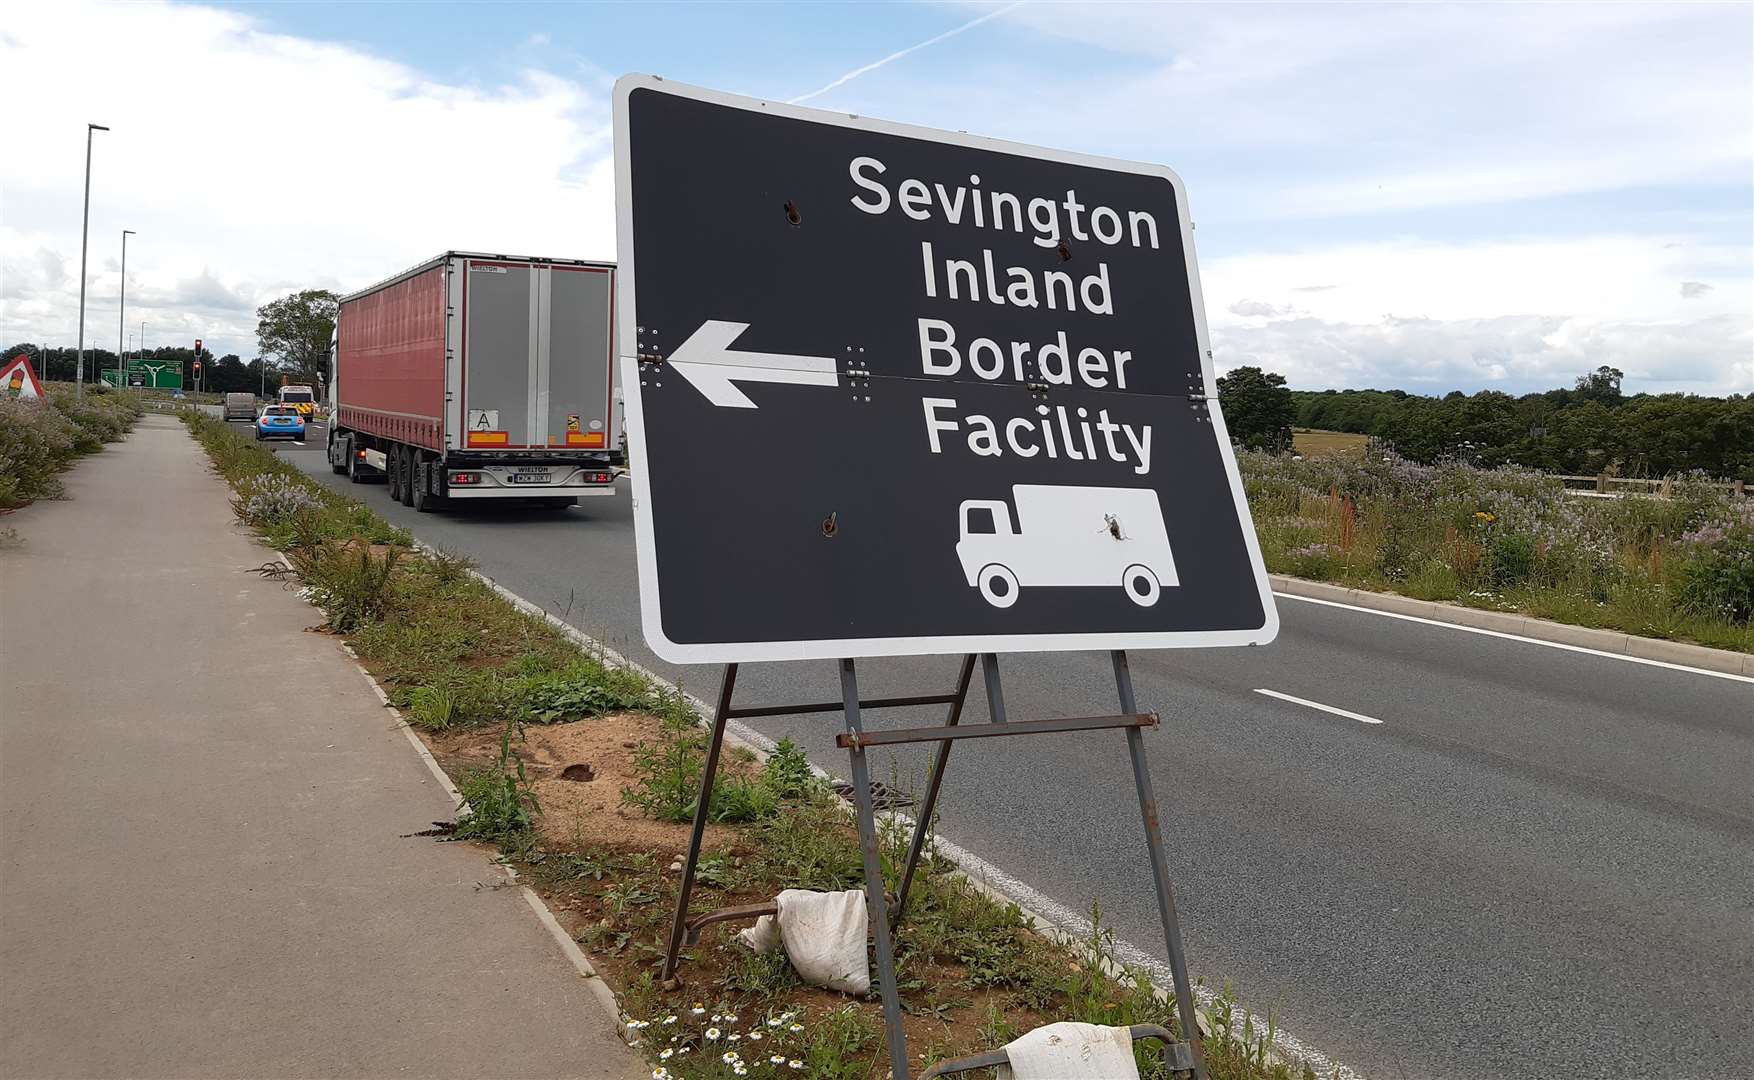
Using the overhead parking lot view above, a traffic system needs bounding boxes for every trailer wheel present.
[395,446,415,506]
[1123,564,1161,607]
[411,454,438,513]
[977,563,1020,609]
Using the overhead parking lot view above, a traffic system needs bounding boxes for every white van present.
[956,485,1179,609]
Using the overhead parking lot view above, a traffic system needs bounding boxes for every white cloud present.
[1680,281,1713,299]
[1214,312,1752,397]
[1201,236,1752,395]
[1227,298,1292,318]
[0,1,615,359]
[892,3,1752,220]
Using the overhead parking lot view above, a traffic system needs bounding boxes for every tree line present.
[1218,364,1754,482]
[3,344,289,395]
[6,285,341,397]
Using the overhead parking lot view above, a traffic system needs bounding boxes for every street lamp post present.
[75,123,109,397]
[117,229,135,389]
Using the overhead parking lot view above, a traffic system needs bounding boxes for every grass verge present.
[1241,449,1753,653]
[182,409,1332,1080]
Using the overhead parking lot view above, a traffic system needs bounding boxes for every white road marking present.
[1275,591,1754,685]
[1255,687,1385,725]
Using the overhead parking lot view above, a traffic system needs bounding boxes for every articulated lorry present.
[325,252,621,511]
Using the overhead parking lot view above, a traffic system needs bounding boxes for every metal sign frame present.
[612,74,1277,665]
[658,653,1208,1080]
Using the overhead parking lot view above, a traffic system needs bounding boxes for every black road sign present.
[615,76,1277,663]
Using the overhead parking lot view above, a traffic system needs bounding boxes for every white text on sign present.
[848,155,1165,477]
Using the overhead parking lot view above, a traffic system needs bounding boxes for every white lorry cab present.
[956,485,1179,609]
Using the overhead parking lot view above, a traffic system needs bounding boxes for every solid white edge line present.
[1275,591,1754,685]
[448,554,1361,1080]
[1255,688,1385,725]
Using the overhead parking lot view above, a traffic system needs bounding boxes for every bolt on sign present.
[615,76,1276,663]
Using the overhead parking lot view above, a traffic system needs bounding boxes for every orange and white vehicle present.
[324,252,622,512]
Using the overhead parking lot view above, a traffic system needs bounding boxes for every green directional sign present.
[128,358,183,389]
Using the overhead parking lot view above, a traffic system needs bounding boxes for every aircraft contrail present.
[787,1,1027,105]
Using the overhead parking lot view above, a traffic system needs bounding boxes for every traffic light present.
[193,360,202,376]
[194,338,202,354]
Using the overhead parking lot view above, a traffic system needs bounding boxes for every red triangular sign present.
[1,354,46,400]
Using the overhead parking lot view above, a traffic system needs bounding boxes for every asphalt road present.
[277,421,1753,1080]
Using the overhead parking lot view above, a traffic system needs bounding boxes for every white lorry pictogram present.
[956,485,1179,609]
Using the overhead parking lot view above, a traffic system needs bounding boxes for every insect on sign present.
[614,75,1276,664]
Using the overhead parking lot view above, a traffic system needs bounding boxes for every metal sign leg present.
[839,658,911,1080]
[660,663,739,985]
[892,653,977,929]
[1112,650,1207,1080]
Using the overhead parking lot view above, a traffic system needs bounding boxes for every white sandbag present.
[778,888,869,995]
[996,1022,1139,1080]
[737,913,782,954]
[736,888,869,995]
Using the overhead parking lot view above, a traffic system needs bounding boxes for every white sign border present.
[613,73,1279,665]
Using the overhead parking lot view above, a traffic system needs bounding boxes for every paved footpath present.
[0,415,643,1080]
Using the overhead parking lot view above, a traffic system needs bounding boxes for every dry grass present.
[1291,429,1368,458]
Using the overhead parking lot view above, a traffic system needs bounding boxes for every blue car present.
[255,405,306,441]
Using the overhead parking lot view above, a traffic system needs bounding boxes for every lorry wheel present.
[411,455,437,513]
[346,440,368,484]
[396,446,415,506]
[977,564,1020,609]
[329,434,347,474]
[1123,564,1161,607]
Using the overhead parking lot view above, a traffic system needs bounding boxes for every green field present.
[1292,428,1369,457]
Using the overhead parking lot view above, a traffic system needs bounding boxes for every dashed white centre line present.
[1255,687,1386,725]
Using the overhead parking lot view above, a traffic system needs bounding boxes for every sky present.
[1,0,1749,396]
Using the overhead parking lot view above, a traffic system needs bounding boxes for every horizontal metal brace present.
[725,692,963,720]
[836,712,1155,750]
[683,902,775,945]
[684,891,897,945]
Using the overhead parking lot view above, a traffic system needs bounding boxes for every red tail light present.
[449,472,480,485]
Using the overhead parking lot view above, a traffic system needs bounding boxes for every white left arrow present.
[665,320,839,408]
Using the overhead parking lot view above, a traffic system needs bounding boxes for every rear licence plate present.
[509,470,551,485]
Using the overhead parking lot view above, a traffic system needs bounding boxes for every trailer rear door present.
[547,266,614,449]
[460,257,613,451]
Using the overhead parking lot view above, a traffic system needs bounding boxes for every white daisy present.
[705,1027,721,1041]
